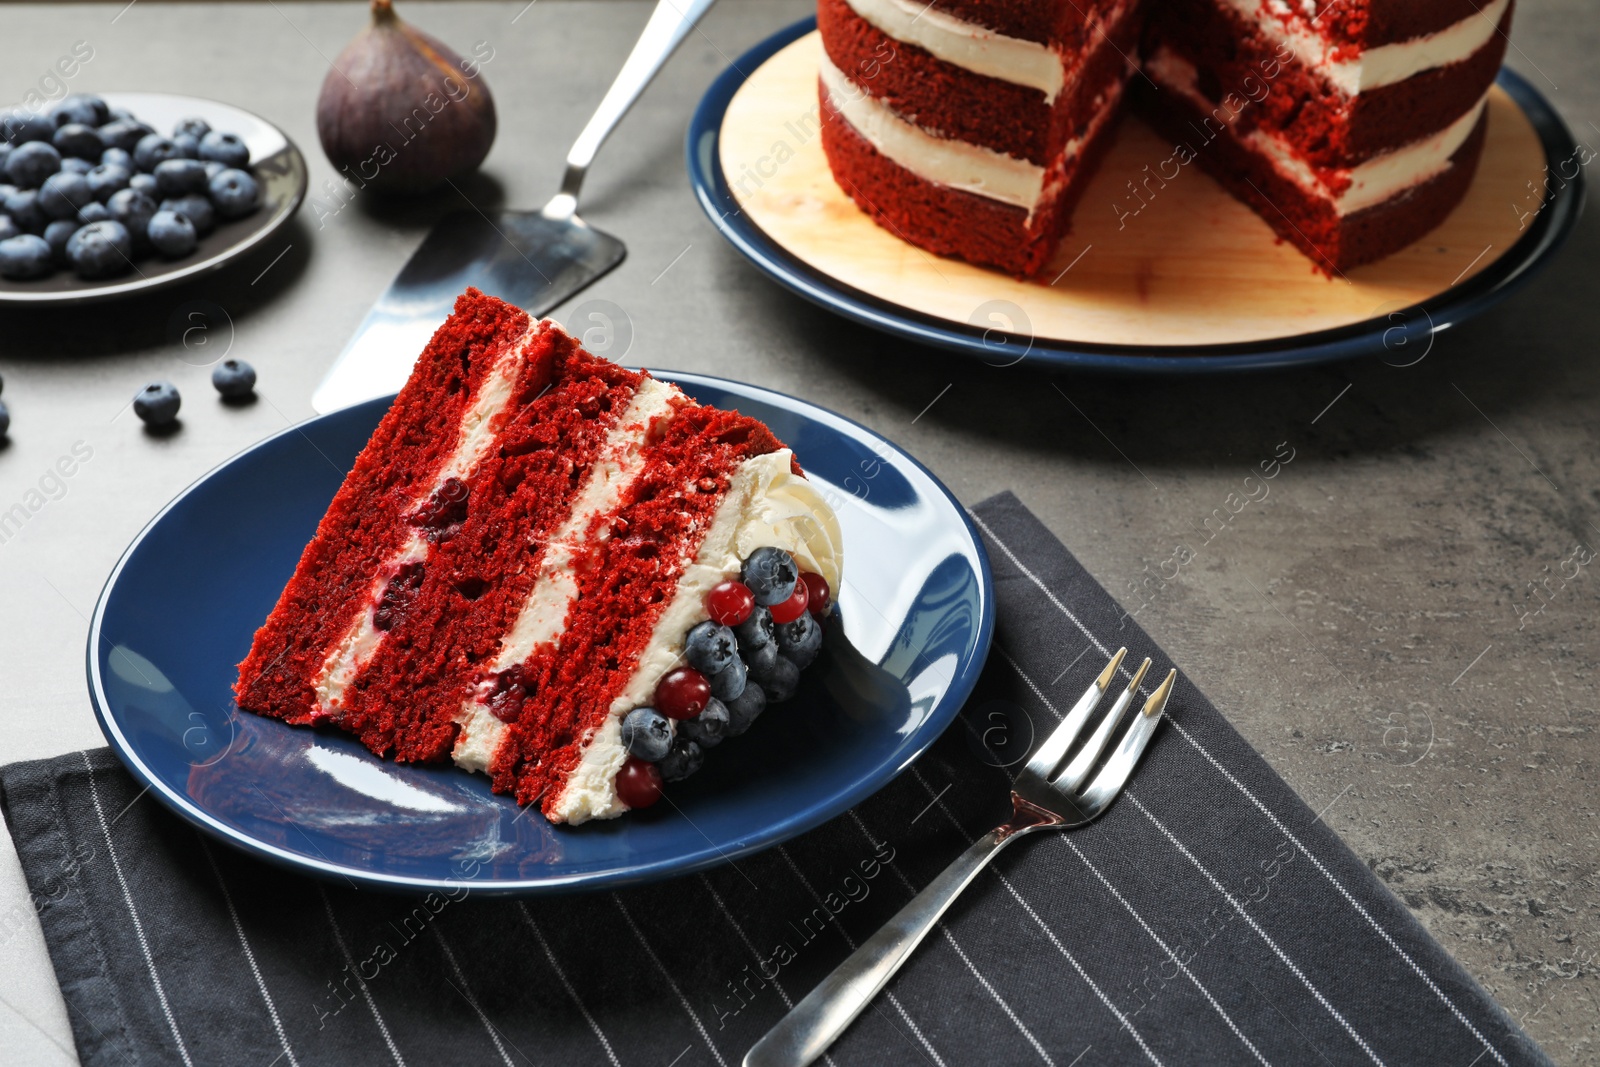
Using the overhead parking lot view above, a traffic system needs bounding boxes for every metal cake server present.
[312,0,717,414]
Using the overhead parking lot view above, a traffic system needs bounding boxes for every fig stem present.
[371,0,396,23]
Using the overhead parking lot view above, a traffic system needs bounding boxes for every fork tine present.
[1021,648,1126,782]
[1077,668,1176,812]
[1053,657,1150,793]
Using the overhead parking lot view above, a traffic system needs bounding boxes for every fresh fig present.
[315,0,496,195]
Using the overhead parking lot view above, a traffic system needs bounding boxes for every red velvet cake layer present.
[493,408,786,816]
[234,290,537,725]
[820,0,1141,164]
[1147,0,1510,168]
[1135,77,1490,271]
[819,78,1121,277]
[925,0,1114,45]
[335,333,644,762]
[1286,0,1505,48]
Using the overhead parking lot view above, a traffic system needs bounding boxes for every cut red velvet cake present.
[1137,0,1510,271]
[815,0,1510,275]
[818,0,1142,277]
[235,289,842,823]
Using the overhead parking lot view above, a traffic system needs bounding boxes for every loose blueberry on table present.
[132,381,181,427]
[0,95,261,283]
[211,358,256,398]
[617,547,833,809]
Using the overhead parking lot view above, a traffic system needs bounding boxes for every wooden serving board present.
[719,32,1549,348]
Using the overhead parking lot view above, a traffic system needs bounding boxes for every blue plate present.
[687,17,1585,374]
[87,374,994,894]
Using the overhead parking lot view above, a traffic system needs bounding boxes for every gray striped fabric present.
[1,492,1551,1067]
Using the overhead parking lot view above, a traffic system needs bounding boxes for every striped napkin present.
[1,492,1550,1067]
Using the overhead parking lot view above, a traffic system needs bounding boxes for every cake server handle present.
[544,0,718,220]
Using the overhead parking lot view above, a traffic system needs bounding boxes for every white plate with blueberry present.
[0,91,307,303]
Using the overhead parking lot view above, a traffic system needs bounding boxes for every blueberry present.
[97,120,152,154]
[202,160,225,182]
[134,134,182,172]
[2,110,54,145]
[744,637,779,676]
[160,193,213,235]
[709,656,747,702]
[0,234,53,279]
[173,117,211,140]
[154,158,207,196]
[776,611,824,669]
[207,168,259,219]
[680,698,730,749]
[66,220,133,279]
[52,123,102,161]
[620,707,674,762]
[683,620,737,676]
[38,172,93,219]
[128,173,158,196]
[51,94,108,128]
[211,358,256,398]
[0,183,13,202]
[107,188,157,240]
[76,201,109,224]
[171,133,200,160]
[734,605,775,651]
[43,218,79,262]
[657,739,704,782]
[146,209,196,258]
[198,131,249,168]
[0,216,18,243]
[87,163,130,202]
[60,157,93,176]
[723,681,767,737]
[741,547,799,607]
[132,381,181,426]
[754,655,800,703]
[0,399,8,439]
[99,146,133,169]
[6,141,61,189]
[0,144,11,172]
[4,190,45,233]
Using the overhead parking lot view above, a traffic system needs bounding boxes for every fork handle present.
[743,826,1022,1067]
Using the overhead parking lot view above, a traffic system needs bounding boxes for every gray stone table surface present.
[2,1,1598,1063]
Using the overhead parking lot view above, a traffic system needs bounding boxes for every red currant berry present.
[707,580,754,626]
[801,571,830,617]
[769,575,809,624]
[655,667,710,720]
[616,757,663,808]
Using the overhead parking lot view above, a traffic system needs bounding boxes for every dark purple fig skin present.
[315,0,496,195]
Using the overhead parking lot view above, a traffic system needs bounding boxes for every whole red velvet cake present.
[235,289,842,823]
[817,0,1512,275]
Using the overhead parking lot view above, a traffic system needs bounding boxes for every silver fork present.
[743,648,1175,1067]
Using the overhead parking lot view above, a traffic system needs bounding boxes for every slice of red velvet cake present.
[818,0,1143,277]
[235,289,842,823]
[1138,0,1511,271]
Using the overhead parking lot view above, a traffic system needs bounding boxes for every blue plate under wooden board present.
[687,17,1584,374]
[87,374,993,895]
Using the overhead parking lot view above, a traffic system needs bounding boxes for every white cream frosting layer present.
[310,325,533,719]
[450,377,680,774]
[841,0,1066,100]
[819,54,1045,209]
[1147,46,1487,216]
[1231,0,1510,95]
[551,449,844,824]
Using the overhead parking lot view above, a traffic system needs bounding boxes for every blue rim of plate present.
[86,371,995,895]
[687,17,1586,374]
